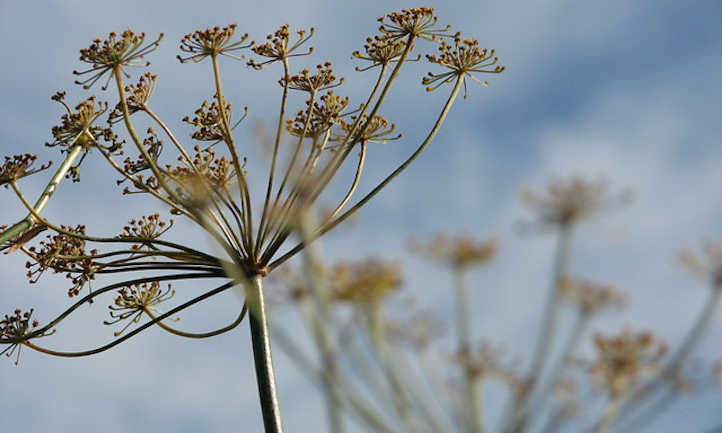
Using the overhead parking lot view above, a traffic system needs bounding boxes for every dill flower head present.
[118,213,172,250]
[177,24,251,63]
[330,259,402,308]
[589,330,666,398]
[424,33,505,97]
[558,276,626,316]
[680,242,722,289]
[334,113,400,145]
[47,95,112,150]
[0,154,51,188]
[521,177,629,229]
[286,91,349,139]
[377,8,451,42]
[280,63,344,93]
[247,25,314,69]
[410,234,498,270]
[352,36,408,71]
[182,94,246,142]
[166,145,239,194]
[108,72,158,124]
[25,225,99,298]
[74,30,163,89]
[120,128,163,178]
[104,282,175,336]
[1,308,53,365]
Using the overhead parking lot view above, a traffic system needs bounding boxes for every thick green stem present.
[245,275,284,433]
[0,143,83,247]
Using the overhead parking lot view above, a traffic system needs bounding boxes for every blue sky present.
[1,1,721,432]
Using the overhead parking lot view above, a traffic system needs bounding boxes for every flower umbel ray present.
[424,33,505,98]
[73,30,163,90]
[177,24,252,63]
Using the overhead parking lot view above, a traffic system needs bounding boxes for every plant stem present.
[0,143,83,248]
[595,398,621,433]
[454,269,483,433]
[506,225,572,433]
[245,274,284,433]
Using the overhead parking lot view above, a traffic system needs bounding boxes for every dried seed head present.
[330,259,402,308]
[286,91,349,139]
[558,276,626,316]
[25,225,99,299]
[424,34,504,97]
[589,330,667,398]
[334,113,400,145]
[377,8,451,42]
[521,177,630,229]
[119,128,163,180]
[181,94,243,142]
[47,96,110,149]
[178,24,252,63]
[280,63,344,93]
[248,25,314,69]
[118,213,172,250]
[353,36,408,71]
[410,234,498,270]
[1,308,54,365]
[680,242,722,289]
[74,30,162,90]
[166,145,240,199]
[0,154,52,188]
[104,282,175,336]
[108,72,158,124]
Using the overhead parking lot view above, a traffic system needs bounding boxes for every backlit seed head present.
[409,234,498,270]
[280,63,344,93]
[74,30,163,90]
[589,330,666,398]
[248,25,314,69]
[424,33,504,97]
[0,154,52,188]
[330,259,402,308]
[178,24,251,63]
[377,8,451,42]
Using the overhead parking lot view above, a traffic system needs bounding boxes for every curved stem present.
[327,142,367,221]
[245,275,284,433]
[595,398,621,433]
[0,272,224,344]
[144,304,246,339]
[20,281,234,357]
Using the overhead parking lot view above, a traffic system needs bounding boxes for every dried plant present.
[267,176,721,433]
[0,7,505,433]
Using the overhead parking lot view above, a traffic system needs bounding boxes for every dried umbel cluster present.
[0,154,51,187]
[0,8,505,433]
[558,276,626,316]
[105,282,175,336]
[329,259,403,308]
[520,176,632,230]
[409,233,497,270]
[589,330,667,398]
[0,308,53,365]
